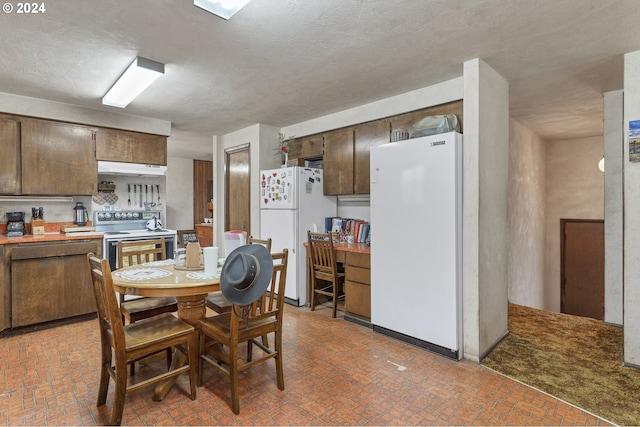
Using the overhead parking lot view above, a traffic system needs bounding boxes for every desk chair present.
[198,249,288,414]
[205,236,272,314]
[117,238,178,374]
[87,254,197,426]
[308,231,345,318]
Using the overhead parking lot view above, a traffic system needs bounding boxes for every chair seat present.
[124,313,194,352]
[199,312,277,342]
[121,297,178,317]
[205,292,232,313]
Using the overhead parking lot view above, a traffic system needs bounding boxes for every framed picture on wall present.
[630,120,640,163]
[177,229,197,248]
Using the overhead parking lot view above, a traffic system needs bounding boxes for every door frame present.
[224,143,251,235]
[560,218,605,317]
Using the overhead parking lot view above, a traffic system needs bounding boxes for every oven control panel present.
[95,210,162,223]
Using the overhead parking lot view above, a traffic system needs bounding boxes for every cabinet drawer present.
[346,252,370,268]
[346,265,370,285]
[345,280,371,319]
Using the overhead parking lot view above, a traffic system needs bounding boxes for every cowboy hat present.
[220,244,273,306]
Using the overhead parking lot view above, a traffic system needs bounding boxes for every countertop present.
[304,241,371,255]
[0,231,104,245]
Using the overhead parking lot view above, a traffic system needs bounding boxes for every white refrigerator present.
[259,167,337,306]
[370,132,463,360]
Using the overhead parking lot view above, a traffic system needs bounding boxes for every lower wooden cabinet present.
[195,224,214,247]
[10,240,99,328]
[344,252,371,320]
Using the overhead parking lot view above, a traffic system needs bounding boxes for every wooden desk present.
[305,242,371,321]
[112,262,220,400]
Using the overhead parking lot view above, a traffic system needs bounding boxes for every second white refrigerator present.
[259,167,337,306]
[370,132,463,359]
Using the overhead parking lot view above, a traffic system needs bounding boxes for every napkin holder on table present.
[186,242,201,268]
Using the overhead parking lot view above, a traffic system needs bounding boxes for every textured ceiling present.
[1,0,639,159]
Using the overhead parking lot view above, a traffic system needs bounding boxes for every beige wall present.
[165,157,194,231]
[544,135,604,312]
[508,119,547,309]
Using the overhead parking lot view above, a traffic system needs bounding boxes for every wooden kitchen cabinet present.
[195,224,214,247]
[10,240,100,328]
[0,115,21,195]
[0,245,9,333]
[344,252,371,320]
[21,118,97,195]
[353,120,390,194]
[323,128,354,195]
[288,133,324,161]
[95,127,167,165]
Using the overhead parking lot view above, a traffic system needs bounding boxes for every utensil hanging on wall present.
[156,184,162,205]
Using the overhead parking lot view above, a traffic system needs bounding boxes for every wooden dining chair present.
[198,249,288,415]
[308,231,345,318]
[87,253,197,426]
[205,236,272,314]
[117,238,178,374]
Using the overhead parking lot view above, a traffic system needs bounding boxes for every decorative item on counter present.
[186,241,201,268]
[275,132,295,167]
[31,206,45,235]
[73,202,89,226]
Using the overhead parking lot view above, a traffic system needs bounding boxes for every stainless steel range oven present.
[94,210,177,270]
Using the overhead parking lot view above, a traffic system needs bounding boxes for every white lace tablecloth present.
[114,268,173,281]
[142,259,175,266]
[186,270,220,280]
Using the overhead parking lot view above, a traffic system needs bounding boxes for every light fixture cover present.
[102,57,164,108]
[194,0,251,19]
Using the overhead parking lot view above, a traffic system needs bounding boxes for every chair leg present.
[112,358,128,426]
[332,281,338,318]
[229,342,240,415]
[275,332,284,391]
[187,335,197,400]
[310,279,316,312]
[198,331,206,387]
[97,343,112,406]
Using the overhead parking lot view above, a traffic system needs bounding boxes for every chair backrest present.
[87,253,126,354]
[307,231,338,279]
[117,238,166,269]
[249,235,272,252]
[231,249,288,334]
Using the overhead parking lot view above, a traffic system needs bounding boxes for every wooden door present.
[193,160,213,225]
[224,144,251,237]
[561,219,604,320]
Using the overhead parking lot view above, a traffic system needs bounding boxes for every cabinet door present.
[353,120,390,194]
[21,119,97,195]
[95,128,167,165]
[323,128,354,195]
[288,134,324,160]
[0,115,21,194]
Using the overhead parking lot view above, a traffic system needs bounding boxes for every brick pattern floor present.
[0,302,610,426]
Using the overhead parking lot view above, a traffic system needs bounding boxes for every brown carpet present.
[482,304,640,426]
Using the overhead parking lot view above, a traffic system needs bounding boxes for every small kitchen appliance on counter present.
[6,212,26,237]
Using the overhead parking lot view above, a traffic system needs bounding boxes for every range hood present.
[97,161,167,176]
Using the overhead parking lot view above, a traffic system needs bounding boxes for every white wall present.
[624,50,640,367]
[462,59,510,361]
[604,89,624,326]
[508,119,547,309]
[545,136,604,312]
[165,157,194,231]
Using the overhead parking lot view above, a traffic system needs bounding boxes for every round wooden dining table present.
[111,261,221,400]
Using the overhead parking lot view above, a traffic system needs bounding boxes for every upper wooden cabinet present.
[21,118,97,195]
[288,134,324,160]
[323,128,354,196]
[353,120,390,194]
[95,128,167,165]
[0,115,21,194]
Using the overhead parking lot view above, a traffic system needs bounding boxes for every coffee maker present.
[6,212,25,237]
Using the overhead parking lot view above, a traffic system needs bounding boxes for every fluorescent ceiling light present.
[194,0,251,19]
[102,57,164,108]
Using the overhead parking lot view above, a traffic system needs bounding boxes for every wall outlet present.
[0,207,5,222]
